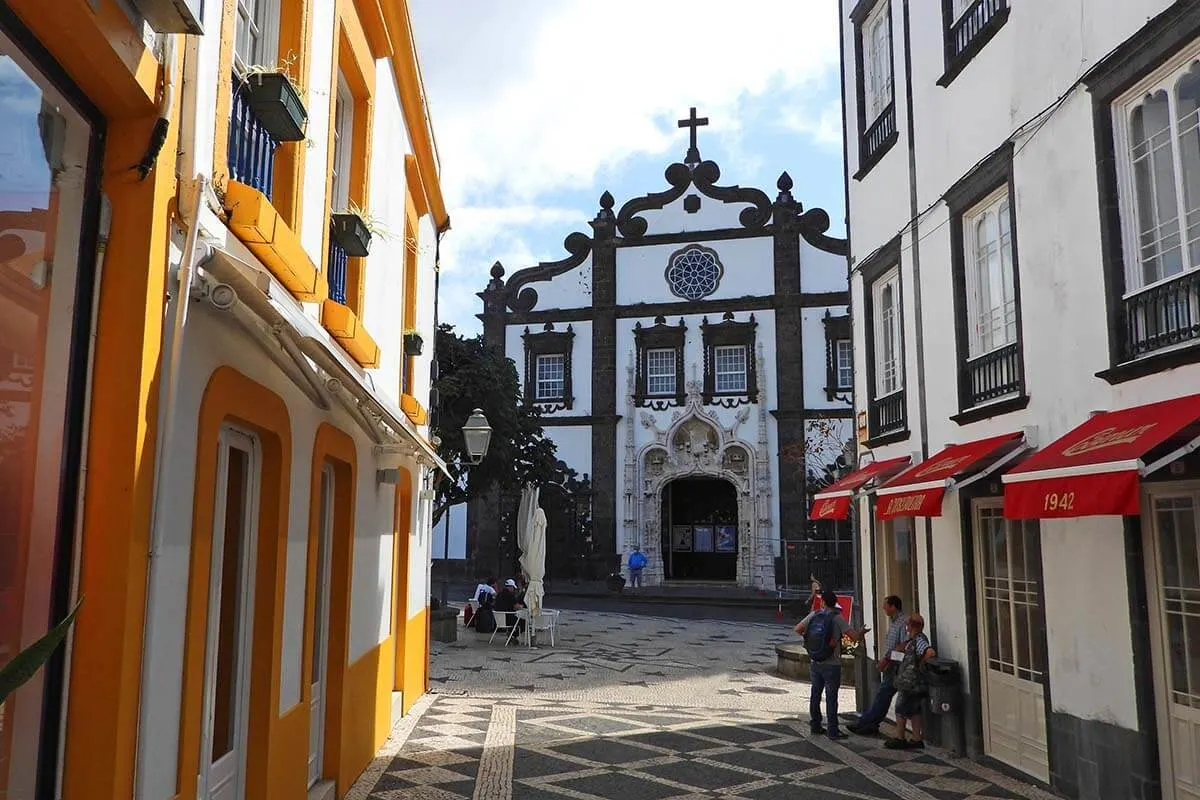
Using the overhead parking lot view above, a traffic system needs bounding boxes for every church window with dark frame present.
[665,243,724,301]
[645,349,677,396]
[633,317,687,409]
[822,310,853,401]
[535,354,565,400]
[522,324,574,411]
[714,345,747,393]
[837,341,853,388]
[701,313,758,407]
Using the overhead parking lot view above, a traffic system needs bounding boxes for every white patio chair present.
[526,609,559,647]
[489,609,523,646]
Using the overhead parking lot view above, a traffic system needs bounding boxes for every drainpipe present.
[133,176,207,798]
[836,4,872,710]
[54,192,112,798]
[900,0,937,636]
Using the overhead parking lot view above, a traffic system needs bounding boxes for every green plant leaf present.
[0,600,82,704]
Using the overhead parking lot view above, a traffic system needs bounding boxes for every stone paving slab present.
[350,610,1061,800]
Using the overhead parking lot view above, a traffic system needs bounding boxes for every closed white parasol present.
[520,507,547,617]
[517,483,540,555]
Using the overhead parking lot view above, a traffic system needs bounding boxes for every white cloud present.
[782,101,844,150]
[412,1,840,206]
[411,1,842,331]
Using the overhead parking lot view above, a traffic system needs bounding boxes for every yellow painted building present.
[0,0,447,797]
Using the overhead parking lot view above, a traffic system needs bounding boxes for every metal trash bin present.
[924,657,965,756]
[926,657,962,714]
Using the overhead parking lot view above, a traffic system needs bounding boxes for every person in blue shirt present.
[628,547,648,591]
[849,594,908,735]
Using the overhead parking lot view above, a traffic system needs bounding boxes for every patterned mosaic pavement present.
[347,611,1061,800]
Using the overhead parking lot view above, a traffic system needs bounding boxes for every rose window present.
[665,245,723,300]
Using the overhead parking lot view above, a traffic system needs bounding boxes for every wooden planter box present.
[330,212,372,257]
[775,643,857,687]
[245,72,307,142]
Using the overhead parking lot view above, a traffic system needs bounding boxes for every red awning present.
[809,456,911,521]
[877,432,1027,521]
[1003,394,1200,519]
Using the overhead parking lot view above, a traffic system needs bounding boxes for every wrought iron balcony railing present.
[948,0,1009,63]
[861,102,896,168]
[962,341,1022,408]
[869,387,906,439]
[1122,269,1200,360]
[327,233,349,305]
[227,74,280,199]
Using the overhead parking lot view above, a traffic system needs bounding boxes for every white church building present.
[474,112,853,589]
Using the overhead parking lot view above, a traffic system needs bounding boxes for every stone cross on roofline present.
[678,106,708,165]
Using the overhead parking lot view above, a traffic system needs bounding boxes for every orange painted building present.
[0,0,447,797]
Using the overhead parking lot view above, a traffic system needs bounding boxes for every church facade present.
[475,114,852,588]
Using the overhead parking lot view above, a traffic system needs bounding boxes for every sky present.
[410,1,846,335]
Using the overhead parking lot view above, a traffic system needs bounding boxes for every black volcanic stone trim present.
[498,292,850,327]
[522,323,575,411]
[1085,0,1200,375]
[1047,712,1159,800]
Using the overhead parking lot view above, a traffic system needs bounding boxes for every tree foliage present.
[432,325,574,523]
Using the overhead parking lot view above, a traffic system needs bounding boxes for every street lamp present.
[462,409,492,465]
[441,409,492,606]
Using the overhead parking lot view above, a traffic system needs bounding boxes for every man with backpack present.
[794,590,869,740]
[628,547,648,591]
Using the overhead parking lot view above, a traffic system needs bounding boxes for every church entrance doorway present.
[661,477,738,581]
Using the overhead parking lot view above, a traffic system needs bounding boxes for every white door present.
[200,429,260,800]
[974,502,1050,782]
[1144,488,1200,800]
[876,516,919,635]
[308,465,335,787]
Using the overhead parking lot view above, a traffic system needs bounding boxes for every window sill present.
[1097,342,1200,385]
[529,398,574,412]
[852,131,898,181]
[950,393,1030,426]
[634,394,684,409]
[864,428,910,448]
[824,386,854,403]
[937,6,1011,88]
[705,391,755,408]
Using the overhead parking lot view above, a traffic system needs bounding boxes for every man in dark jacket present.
[494,578,525,638]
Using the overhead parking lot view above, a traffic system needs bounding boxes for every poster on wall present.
[693,525,714,552]
[672,525,693,551]
[715,525,737,552]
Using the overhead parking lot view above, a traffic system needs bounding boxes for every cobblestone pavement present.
[348,611,1060,800]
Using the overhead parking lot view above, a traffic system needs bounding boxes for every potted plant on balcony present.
[330,200,379,257]
[239,57,307,142]
[403,328,424,356]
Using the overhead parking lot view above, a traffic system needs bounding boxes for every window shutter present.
[875,12,891,110]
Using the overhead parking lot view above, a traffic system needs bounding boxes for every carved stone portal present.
[621,352,775,590]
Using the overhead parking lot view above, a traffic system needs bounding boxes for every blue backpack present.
[629,551,647,570]
[805,610,838,662]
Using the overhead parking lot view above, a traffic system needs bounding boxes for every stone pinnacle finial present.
[776,171,795,204]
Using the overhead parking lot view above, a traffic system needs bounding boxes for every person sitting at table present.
[473,577,497,607]
[495,578,526,638]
